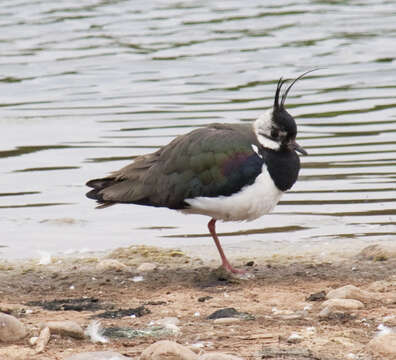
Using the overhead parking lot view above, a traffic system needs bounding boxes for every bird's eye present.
[271,128,279,139]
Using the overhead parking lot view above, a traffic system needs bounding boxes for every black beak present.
[291,140,308,155]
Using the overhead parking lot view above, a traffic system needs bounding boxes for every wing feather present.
[86,123,264,209]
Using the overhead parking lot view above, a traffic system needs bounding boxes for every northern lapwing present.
[86,72,310,274]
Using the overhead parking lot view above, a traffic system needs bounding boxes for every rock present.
[318,306,355,322]
[306,291,326,302]
[198,296,213,303]
[367,333,396,357]
[207,308,239,319]
[207,308,253,320]
[29,336,38,346]
[0,312,27,342]
[137,262,157,272]
[326,285,374,302]
[214,318,242,325]
[383,315,396,327]
[96,259,127,271]
[43,320,84,339]
[140,340,198,360]
[65,351,132,360]
[318,306,332,319]
[321,298,364,311]
[152,317,181,335]
[198,353,243,360]
[35,326,50,353]
[0,303,28,316]
[358,244,396,261]
[287,333,303,344]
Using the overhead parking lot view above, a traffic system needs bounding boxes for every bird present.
[86,71,310,274]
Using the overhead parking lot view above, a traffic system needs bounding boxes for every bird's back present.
[86,122,265,209]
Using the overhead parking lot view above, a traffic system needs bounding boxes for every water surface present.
[1,0,396,261]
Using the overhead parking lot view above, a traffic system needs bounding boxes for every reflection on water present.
[1,0,396,260]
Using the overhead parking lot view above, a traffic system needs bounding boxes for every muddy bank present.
[1,245,396,359]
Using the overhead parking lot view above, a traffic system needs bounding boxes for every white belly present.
[182,164,283,222]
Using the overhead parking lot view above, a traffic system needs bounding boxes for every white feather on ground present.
[85,320,108,343]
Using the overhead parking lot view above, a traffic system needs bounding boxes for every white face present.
[253,110,282,151]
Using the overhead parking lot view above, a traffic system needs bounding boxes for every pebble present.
[0,312,27,342]
[96,259,127,271]
[318,306,354,320]
[287,333,303,344]
[198,353,243,360]
[153,317,181,335]
[64,351,133,360]
[358,244,396,261]
[35,326,50,353]
[140,340,199,360]
[0,303,27,317]
[29,336,39,346]
[43,320,84,339]
[214,318,242,325]
[198,296,213,303]
[207,308,239,319]
[326,285,374,302]
[207,307,254,321]
[137,262,157,272]
[306,290,326,302]
[321,298,364,311]
[383,315,396,327]
[367,333,396,357]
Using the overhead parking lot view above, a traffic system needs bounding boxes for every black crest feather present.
[275,69,319,109]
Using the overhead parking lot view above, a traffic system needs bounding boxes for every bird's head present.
[254,71,312,155]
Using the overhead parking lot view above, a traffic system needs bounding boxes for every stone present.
[140,340,199,360]
[44,320,84,339]
[96,259,127,271]
[306,291,326,302]
[318,306,332,319]
[152,317,180,335]
[326,285,374,302]
[287,333,303,344]
[198,353,243,360]
[383,315,396,327]
[318,306,355,321]
[321,298,364,311]
[0,312,27,342]
[65,351,132,360]
[35,326,50,353]
[214,318,242,324]
[0,303,27,316]
[358,244,396,261]
[29,336,39,346]
[367,333,396,357]
[207,308,253,320]
[207,308,239,319]
[137,262,157,272]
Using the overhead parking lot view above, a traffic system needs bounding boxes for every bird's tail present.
[86,178,117,208]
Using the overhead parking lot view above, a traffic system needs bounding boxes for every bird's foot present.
[222,262,247,275]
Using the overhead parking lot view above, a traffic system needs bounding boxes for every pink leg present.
[208,218,245,274]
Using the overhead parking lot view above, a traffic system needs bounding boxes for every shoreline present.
[1,243,396,359]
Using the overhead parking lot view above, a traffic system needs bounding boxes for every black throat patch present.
[260,148,301,192]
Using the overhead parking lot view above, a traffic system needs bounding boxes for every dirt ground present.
[1,245,396,360]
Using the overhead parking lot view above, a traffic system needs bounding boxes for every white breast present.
[182,164,283,222]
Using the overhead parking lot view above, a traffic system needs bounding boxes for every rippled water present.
[1,0,396,261]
